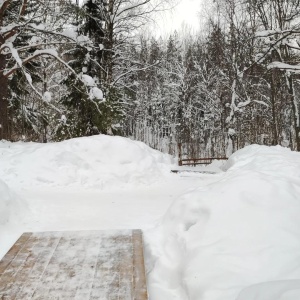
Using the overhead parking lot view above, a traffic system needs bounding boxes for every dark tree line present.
[1,0,300,157]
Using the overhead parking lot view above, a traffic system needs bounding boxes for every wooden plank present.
[0,232,43,298]
[17,232,63,299]
[0,230,148,300]
[132,230,148,300]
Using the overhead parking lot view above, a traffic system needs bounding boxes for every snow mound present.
[0,179,28,258]
[0,135,173,190]
[225,144,300,177]
[146,145,300,300]
[0,179,22,226]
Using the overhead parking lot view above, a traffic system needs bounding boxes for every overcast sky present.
[153,0,202,36]
[77,0,203,36]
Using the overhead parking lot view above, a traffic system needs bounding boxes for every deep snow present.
[0,135,172,189]
[0,135,218,259]
[0,136,300,300]
[0,135,174,258]
[146,145,300,300]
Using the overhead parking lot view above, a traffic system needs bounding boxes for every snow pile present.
[146,145,300,300]
[0,179,28,258]
[0,135,173,190]
[0,180,23,226]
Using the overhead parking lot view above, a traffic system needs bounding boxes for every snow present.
[24,71,32,84]
[81,74,96,87]
[80,75,103,100]
[61,28,78,40]
[146,145,300,300]
[255,29,279,37]
[29,23,45,30]
[60,114,67,124]
[228,128,236,136]
[1,137,300,300]
[0,179,25,227]
[77,35,90,44]
[236,280,300,300]
[268,61,300,72]
[0,135,172,190]
[90,86,104,100]
[253,100,268,107]
[7,42,22,66]
[0,135,179,259]
[0,179,29,259]
[33,48,58,57]
[43,91,52,102]
[0,23,17,35]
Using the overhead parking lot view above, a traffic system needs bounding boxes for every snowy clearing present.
[1,136,300,300]
[0,135,217,259]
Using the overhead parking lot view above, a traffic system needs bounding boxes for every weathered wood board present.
[0,230,148,300]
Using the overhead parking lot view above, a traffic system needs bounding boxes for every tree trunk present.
[287,75,300,151]
[270,71,278,145]
[105,0,114,86]
[0,35,9,140]
[270,49,278,146]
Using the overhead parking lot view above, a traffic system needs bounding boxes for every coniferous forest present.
[1,0,300,157]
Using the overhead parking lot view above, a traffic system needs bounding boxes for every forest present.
[1,0,300,158]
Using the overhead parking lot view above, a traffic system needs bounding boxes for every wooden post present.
[178,142,182,166]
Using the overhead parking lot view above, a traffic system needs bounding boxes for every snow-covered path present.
[1,174,221,260]
[23,178,197,231]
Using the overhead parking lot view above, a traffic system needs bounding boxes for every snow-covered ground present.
[1,136,300,300]
[146,145,300,300]
[0,135,174,257]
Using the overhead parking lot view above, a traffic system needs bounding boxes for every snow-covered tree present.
[250,0,300,150]
[0,0,100,140]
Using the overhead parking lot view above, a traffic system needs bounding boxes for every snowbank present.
[146,145,300,300]
[0,135,173,190]
[0,179,28,258]
[0,179,21,226]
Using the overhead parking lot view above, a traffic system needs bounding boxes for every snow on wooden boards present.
[0,230,148,300]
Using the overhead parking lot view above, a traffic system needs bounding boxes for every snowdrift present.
[0,135,173,190]
[0,179,28,259]
[0,179,25,227]
[146,145,300,300]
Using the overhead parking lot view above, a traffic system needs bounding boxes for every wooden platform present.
[0,230,148,300]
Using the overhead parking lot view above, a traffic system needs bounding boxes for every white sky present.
[77,0,203,36]
[153,0,203,36]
